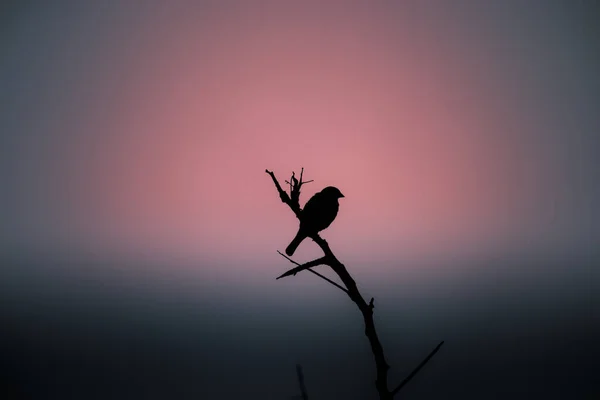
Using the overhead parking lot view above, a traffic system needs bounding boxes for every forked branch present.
[277,251,348,294]
[275,256,330,279]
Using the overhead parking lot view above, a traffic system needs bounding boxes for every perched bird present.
[285,186,345,256]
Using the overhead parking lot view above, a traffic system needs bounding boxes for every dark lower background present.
[1,248,597,400]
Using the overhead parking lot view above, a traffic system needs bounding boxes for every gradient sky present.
[1,1,598,399]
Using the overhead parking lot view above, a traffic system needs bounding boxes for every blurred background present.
[1,1,598,398]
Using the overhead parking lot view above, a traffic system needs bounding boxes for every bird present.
[285,186,345,256]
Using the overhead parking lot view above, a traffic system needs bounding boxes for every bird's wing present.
[301,192,324,218]
[300,192,338,232]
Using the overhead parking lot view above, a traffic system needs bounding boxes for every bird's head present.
[321,186,345,199]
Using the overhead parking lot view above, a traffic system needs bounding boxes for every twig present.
[277,251,348,294]
[275,256,329,279]
[296,364,309,400]
[390,341,445,396]
[265,169,294,213]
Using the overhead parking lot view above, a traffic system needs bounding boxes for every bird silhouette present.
[286,186,345,256]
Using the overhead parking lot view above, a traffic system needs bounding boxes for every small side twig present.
[299,168,314,184]
[296,364,309,400]
[275,256,329,279]
[277,251,348,294]
[390,340,445,396]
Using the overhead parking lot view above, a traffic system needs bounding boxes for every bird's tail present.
[286,230,307,256]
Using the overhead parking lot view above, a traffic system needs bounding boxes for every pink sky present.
[6,2,583,274]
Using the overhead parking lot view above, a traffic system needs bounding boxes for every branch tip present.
[391,340,445,397]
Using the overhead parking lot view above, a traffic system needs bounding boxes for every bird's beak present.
[339,193,345,198]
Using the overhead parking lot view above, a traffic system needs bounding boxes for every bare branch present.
[390,341,445,397]
[296,364,309,400]
[266,169,291,201]
[276,256,329,279]
[267,169,392,399]
[288,173,294,195]
[265,169,300,217]
[267,168,443,400]
[287,176,313,185]
[290,171,301,204]
[277,251,348,294]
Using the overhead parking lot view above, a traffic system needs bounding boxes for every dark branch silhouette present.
[266,168,444,399]
[277,251,348,294]
[390,340,445,396]
[276,255,329,279]
[295,364,309,400]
